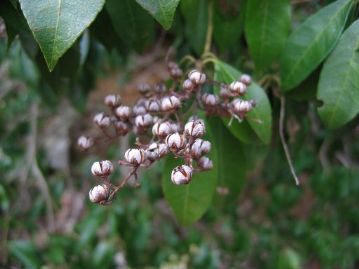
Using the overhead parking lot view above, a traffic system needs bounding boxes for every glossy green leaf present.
[135,0,180,30]
[245,0,291,71]
[280,0,353,91]
[106,0,155,52]
[162,151,218,225]
[317,19,359,129]
[19,0,105,71]
[214,60,273,144]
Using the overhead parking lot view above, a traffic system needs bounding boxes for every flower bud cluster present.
[79,61,257,204]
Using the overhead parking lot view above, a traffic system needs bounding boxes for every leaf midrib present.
[50,0,63,67]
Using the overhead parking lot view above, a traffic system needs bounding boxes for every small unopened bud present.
[152,121,172,138]
[124,148,145,165]
[183,79,195,92]
[94,113,111,128]
[197,156,213,171]
[229,81,247,96]
[146,143,169,161]
[145,99,160,112]
[232,99,255,114]
[167,61,178,69]
[91,160,113,177]
[184,119,206,138]
[115,121,130,135]
[89,184,110,204]
[188,69,206,84]
[78,136,93,150]
[190,139,211,158]
[161,96,181,112]
[240,74,252,86]
[115,106,131,121]
[170,67,183,79]
[104,94,121,107]
[165,133,186,152]
[135,114,153,128]
[171,165,193,185]
[154,83,166,93]
[219,84,231,98]
[133,105,147,116]
[202,93,219,106]
[138,83,151,95]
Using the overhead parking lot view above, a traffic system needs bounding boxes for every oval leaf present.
[214,60,273,144]
[280,0,353,91]
[245,0,291,71]
[317,19,359,128]
[135,0,180,30]
[19,0,105,71]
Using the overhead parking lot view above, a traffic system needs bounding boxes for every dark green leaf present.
[214,60,273,144]
[106,0,155,52]
[245,0,291,71]
[317,19,359,128]
[19,0,105,71]
[280,0,353,91]
[135,0,180,30]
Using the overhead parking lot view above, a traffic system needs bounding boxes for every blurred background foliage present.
[0,0,359,268]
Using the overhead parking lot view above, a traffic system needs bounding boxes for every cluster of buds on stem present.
[78,60,256,205]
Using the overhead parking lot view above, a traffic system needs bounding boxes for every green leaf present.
[135,0,180,30]
[245,0,291,71]
[162,152,218,225]
[214,60,273,144]
[8,240,41,269]
[317,19,359,129]
[106,0,155,52]
[280,0,354,91]
[19,0,105,71]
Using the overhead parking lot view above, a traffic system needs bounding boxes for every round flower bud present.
[167,61,178,70]
[89,184,110,204]
[91,160,114,177]
[231,99,255,114]
[165,132,186,152]
[188,69,206,85]
[78,136,93,150]
[240,74,252,86]
[146,143,169,161]
[115,106,131,121]
[161,96,181,112]
[115,121,130,135]
[154,83,166,93]
[152,121,172,138]
[202,93,219,107]
[219,84,231,98]
[135,113,153,128]
[190,139,211,158]
[93,113,111,128]
[125,148,145,165]
[133,105,147,116]
[104,94,121,107]
[145,99,160,112]
[138,83,151,95]
[183,79,195,92]
[184,119,206,138]
[229,81,247,96]
[197,156,213,171]
[171,122,181,133]
[170,67,183,79]
[171,165,193,185]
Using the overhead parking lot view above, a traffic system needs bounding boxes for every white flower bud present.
[229,81,247,96]
[171,165,193,185]
[219,84,231,98]
[183,79,195,91]
[171,123,181,133]
[231,99,255,114]
[115,121,130,135]
[190,139,211,158]
[167,61,178,69]
[104,94,121,107]
[93,113,111,128]
[165,132,186,152]
[78,136,93,150]
[152,121,172,138]
[240,74,252,86]
[145,99,160,112]
[184,119,206,138]
[188,69,206,84]
[135,113,153,128]
[89,184,110,204]
[161,96,181,112]
[202,93,219,106]
[91,160,114,177]
[115,106,131,121]
[133,105,147,116]
[198,156,213,171]
[124,148,145,165]
[146,143,169,161]
[154,83,166,93]
[138,83,151,95]
[170,67,183,78]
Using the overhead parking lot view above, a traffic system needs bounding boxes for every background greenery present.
[0,0,359,268]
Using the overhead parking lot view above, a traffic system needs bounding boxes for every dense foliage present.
[0,0,358,268]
